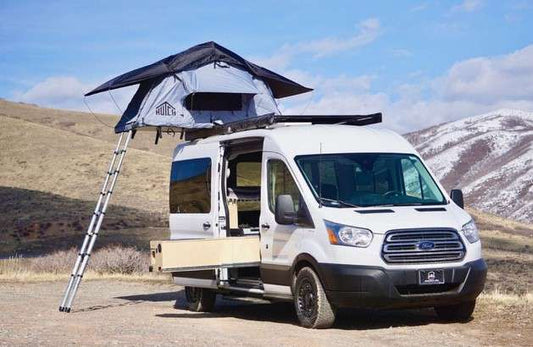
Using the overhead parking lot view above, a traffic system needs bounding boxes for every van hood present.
[318,204,471,234]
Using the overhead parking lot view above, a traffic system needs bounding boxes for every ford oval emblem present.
[418,241,435,250]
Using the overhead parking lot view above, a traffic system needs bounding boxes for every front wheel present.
[184,287,216,312]
[293,267,336,328]
[435,300,476,322]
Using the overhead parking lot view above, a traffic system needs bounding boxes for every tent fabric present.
[114,64,280,133]
[179,62,259,94]
[86,41,312,99]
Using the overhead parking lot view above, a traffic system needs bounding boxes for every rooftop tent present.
[85,41,313,133]
[113,63,282,132]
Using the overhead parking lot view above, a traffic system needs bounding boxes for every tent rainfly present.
[85,41,313,133]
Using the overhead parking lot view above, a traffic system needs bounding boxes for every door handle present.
[261,223,270,230]
[203,222,211,229]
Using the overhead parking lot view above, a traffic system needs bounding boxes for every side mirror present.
[450,189,464,209]
[275,194,296,225]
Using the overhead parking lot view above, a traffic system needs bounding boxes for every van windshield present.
[295,153,446,208]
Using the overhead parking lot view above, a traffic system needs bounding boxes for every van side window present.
[170,158,211,213]
[268,160,313,227]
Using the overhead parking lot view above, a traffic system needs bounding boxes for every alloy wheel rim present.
[297,279,317,319]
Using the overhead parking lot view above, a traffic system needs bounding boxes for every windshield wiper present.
[363,202,424,207]
[318,197,361,208]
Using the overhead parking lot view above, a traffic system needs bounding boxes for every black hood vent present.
[355,209,394,214]
[415,207,447,212]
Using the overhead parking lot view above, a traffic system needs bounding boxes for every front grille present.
[382,229,465,264]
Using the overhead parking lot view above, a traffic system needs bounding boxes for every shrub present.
[30,249,76,274]
[91,246,148,274]
[19,246,149,275]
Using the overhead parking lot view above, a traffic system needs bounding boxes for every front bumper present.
[318,258,487,309]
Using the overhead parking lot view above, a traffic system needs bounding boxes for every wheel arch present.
[290,253,325,292]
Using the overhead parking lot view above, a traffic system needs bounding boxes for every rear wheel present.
[435,300,476,322]
[184,286,216,312]
[293,267,336,328]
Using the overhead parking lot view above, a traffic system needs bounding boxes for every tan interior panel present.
[150,236,260,272]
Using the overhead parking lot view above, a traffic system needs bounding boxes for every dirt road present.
[0,280,530,346]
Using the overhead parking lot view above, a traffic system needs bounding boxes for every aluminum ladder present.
[59,130,133,312]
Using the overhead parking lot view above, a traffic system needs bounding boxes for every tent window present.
[184,92,243,111]
[170,158,211,213]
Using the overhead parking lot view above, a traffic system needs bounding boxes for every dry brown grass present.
[479,290,533,303]
[0,100,174,255]
[0,186,167,255]
[469,208,532,237]
[0,113,171,214]
[469,209,533,295]
[477,291,532,333]
[0,246,169,282]
[0,99,178,156]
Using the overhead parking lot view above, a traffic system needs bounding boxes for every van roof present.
[184,124,417,157]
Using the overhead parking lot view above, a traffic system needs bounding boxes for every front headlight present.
[324,220,373,247]
[461,219,480,243]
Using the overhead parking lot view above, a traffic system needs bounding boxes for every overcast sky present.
[1,0,533,133]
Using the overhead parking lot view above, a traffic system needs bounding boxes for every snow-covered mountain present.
[405,109,533,223]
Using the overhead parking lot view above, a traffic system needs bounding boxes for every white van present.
[150,115,487,328]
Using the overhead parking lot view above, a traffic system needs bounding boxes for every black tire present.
[184,286,217,312]
[293,267,336,328]
[435,300,476,322]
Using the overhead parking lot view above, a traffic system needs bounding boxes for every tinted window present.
[170,158,211,213]
[184,92,242,111]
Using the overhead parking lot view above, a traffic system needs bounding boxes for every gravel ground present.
[0,280,530,346]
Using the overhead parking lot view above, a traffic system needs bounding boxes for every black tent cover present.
[85,41,312,99]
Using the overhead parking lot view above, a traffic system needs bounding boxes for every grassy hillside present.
[0,104,174,213]
[0,100,177,255]
[469,209,532,294]
[0,99,177,156]
[0,187,167,255]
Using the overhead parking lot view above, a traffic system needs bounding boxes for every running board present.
[219,285,265,295]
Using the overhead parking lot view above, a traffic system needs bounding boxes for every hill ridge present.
[0,113,168,159]
[0,99,177,157]
[405,109,533,223]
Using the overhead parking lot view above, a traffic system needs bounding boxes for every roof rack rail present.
[184,113,382,141]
